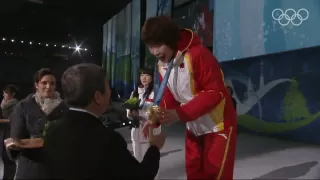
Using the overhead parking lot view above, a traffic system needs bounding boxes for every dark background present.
[0,0,130,98]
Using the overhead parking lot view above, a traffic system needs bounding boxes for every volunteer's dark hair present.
[3,84,19,97]
[132,68,154,99]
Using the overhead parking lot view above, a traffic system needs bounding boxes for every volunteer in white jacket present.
[127,68,161,162]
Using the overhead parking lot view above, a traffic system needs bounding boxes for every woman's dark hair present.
[132,68,154,99]
[3,84,19,97]
[141,16,180,50]
[34,68,54,83]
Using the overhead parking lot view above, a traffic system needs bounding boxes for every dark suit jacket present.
[43,109,160,180]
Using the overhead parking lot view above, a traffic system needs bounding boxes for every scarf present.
[1,98,18,110]
[34,91,62,115]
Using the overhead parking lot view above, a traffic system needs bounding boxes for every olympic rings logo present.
[272,8,309,26]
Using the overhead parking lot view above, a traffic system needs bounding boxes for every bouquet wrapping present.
[123,97,141,128]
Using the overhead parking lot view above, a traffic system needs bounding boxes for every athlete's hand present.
[159,109,180,125]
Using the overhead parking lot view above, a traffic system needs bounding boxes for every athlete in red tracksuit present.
[141,16,237,180]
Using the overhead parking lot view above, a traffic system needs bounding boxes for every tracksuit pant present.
[185,126,237,180]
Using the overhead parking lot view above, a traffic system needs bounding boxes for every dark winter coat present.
[0,99,18,179]
[7,94,68,179]
[1,99,19,119]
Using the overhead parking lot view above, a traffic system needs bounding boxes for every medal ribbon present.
[153,59,174,106]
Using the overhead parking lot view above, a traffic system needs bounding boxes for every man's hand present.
[141,121,151,139]
[148,128,166,150]
[159,109,180,125]
[142,121,166,150]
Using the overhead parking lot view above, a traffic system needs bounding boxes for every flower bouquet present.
[122,97,140,110]
[123,97,141,128]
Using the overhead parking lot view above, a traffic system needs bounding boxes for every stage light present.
[1,36,88,50]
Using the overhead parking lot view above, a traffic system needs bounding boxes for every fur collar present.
[1,98,18,110]
[34,92,62,115]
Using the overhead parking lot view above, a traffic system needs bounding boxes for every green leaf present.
[123,97,140,110]
[43,120,60,137]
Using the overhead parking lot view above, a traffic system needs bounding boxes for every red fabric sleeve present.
[176,46,226,122]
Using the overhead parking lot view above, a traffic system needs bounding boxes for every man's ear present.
[94,91,101,105]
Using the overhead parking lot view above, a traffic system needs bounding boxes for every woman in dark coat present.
[1,84,19,119]
[6,68,68,179]
[1,84,19,179]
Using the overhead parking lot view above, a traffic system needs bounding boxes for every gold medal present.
[146,105,161,124]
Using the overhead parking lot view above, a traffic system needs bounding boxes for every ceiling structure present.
[0,0,131,50]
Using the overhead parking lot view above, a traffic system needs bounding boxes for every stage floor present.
[117,123,320,179]
[1,123,319,179]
